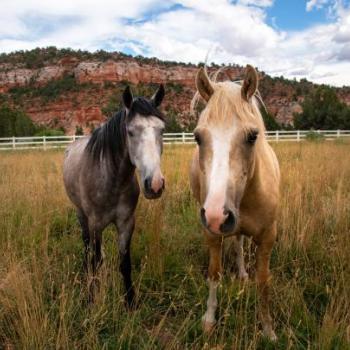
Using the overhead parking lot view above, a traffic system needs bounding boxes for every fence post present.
[337,129,340,138]
[297,130,300,142]
[276,130,279,142]
[12,136,15,149]
[43,136,46,150]
[182,132,185,144]
[73,134,76,142]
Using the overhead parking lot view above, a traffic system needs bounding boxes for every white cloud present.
[0,0,350,86]
[122,1,281,60]
[306,0,330,12]
[237,0,274,7]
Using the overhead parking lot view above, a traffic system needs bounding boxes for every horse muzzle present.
[143,176,165,199]
[200,207,236,236]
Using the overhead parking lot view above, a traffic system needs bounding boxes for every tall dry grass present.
[0,142,349,349]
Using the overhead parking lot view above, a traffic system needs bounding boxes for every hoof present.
[125,299,138,311]
[202,319,216,334]
[238,271,249,281]
[263,328,277,342]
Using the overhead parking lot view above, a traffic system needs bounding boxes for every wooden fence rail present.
[0,130,350,151]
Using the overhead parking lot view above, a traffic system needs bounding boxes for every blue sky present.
[267,1,331,30]
[1,0,350,86]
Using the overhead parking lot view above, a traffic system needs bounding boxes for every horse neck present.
[110,114,135,181]
[245,138,268,192]
[113,152,135,186]
[89,111,135,182]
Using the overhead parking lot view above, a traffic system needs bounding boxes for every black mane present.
[86,110,126,163]
[85,97,164,164]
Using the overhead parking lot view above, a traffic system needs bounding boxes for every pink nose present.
[203,208,227,234]
[151,175,165,193]
[201,207,236,234]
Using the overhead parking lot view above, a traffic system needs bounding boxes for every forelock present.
[129,97,164,120]
[198,81,265,132]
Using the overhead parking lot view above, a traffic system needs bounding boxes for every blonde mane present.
[191,77,266,134]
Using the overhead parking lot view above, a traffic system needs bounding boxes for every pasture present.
[0,142,349,349]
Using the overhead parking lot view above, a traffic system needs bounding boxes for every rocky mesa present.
[1,48,349,134]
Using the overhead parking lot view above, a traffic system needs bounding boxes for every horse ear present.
[241,64,259,102]
[123,86,133,109]
[196,67,214,102]
[151,84,165,107]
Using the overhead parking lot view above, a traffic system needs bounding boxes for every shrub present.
[167,83,183,94]
[260,107,280,130]
[165,109,182,132]
[8,74,96,104]
[34,128,65,137]
[294,86,350,130]
[36,74,79,101]
[75,126,84,135]
[101,92,122,118]
[305,131,325,142]
[0,104,36,137]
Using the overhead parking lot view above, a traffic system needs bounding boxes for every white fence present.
[0,130,349,151]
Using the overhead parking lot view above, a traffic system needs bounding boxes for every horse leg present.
[87,220,103,302]
[202,235,223,333]
[255,225,277,341]
[90,229,103,274]
[115,215,135,309]
[77,210,89,271]
[233,235,248,280]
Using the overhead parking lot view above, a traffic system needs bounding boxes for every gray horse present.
[63,85,165,306]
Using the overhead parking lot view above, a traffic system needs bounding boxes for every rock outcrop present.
[1,50,349,134]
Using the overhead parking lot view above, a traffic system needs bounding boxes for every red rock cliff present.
[1,51,349,134]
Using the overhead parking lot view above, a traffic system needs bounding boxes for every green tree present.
[165,109,182,132]
[260,108,280,130]
[101,93,122,118]
[0,104,36,137]
[294,86,350,129]
[75,125,84,135]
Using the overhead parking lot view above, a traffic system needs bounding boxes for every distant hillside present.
[1,47,350,134]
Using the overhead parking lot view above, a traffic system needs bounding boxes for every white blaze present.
[203,129,231,232]
[129,115,164,192]
[139,127,160,177]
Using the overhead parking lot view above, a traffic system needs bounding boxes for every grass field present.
[0,142,350,349]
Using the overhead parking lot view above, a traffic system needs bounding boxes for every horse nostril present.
[161,178,165,190]
[220,210,235,233]
[200,208,207,226]
[144,177,152,192]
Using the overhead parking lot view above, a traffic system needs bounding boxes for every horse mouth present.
[143,188,163,199]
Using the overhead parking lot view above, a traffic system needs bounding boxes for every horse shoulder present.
[239,145,280,238]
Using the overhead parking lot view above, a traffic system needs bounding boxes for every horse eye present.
[194,133,202,146]
[128,130,134,137]
[246,130,258,145]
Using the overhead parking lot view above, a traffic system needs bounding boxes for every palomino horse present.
[190,66,280,340]
[63,85,165,306]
